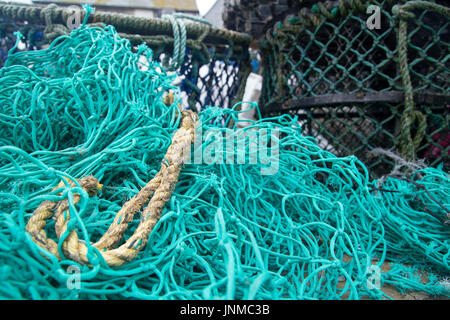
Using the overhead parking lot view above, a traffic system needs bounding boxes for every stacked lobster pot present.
[252,0,449,177]
[0,2,252,113]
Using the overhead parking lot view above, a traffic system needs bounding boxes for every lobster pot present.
[260,0,449,177]
[0,3,251,113]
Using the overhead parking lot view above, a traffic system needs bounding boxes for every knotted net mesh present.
[0,23,448,300]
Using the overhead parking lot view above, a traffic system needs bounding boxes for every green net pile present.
[0,23,449,300]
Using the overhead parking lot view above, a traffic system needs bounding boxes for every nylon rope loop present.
[162,13,213,71]
[41,3,95,41]
[392,4,423,161]
[26,110,198,267]
[392,1,450,160]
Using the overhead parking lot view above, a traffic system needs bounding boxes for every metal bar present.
[266,91,450,112]
[268,111,393,120]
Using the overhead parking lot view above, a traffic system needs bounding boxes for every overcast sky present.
[196,0,216,16]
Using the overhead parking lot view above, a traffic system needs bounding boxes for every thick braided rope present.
[0,2,251,46]
[26,110,198,266]
[173,13,213,27]
[268,1,400,45]
[53,171,163,250]
[40,4,97,41]
[392,1,450,159]
[396,15,422,160]
[25,175,102,259]
[290,0,398,30]
[398,1,450,17]
[2,16,448,299]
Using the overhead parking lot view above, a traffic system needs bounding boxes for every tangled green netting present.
[0,23,449,300]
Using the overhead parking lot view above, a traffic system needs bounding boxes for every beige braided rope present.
[25,175,102,259]
[53,171,163,250]
[26,110,198,266]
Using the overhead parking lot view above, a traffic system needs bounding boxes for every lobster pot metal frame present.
[260,0,449,177]
[0,2,252,113]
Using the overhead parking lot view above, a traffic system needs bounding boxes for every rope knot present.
[139,262,156,272]
[392,5,416,20]
[40,4,59,27]
[45,167,57,178]
[43,24,70,41]
[330,259,342,269]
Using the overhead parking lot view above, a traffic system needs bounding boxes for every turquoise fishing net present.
[0,22,449,300]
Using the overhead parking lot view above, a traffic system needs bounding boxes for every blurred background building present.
[31,0,200,18]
